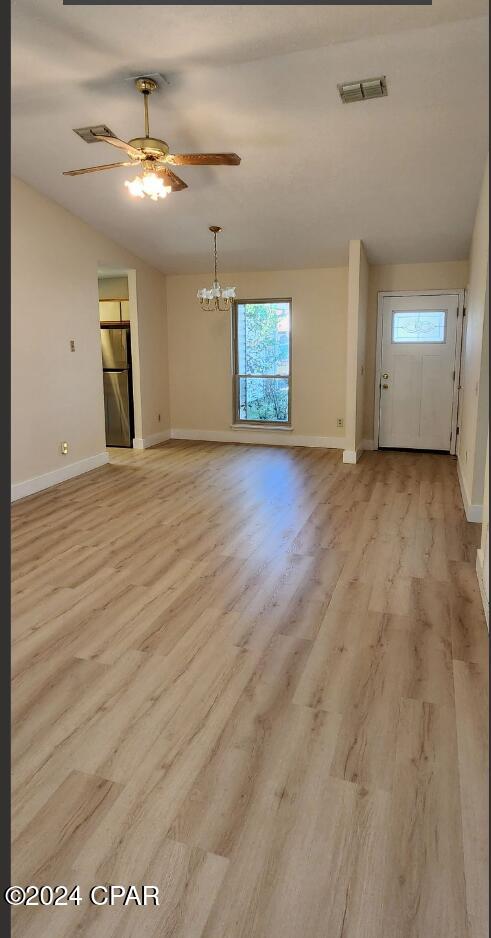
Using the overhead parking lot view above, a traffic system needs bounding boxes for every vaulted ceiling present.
[12,0,489,273]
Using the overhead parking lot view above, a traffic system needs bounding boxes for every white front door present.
[378,293,460,451]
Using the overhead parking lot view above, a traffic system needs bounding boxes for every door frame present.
[373,289,465,454]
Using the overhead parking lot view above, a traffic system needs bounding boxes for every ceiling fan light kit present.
[63,76,241,201]
[198,227,236,312]
[124,171,172,201]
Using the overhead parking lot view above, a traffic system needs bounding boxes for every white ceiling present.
[12,1,489,274]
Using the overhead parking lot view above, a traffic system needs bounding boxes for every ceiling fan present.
[63,77,241,199]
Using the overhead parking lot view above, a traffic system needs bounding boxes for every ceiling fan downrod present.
[135,77,158,139]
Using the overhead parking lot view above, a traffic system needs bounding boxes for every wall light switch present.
[70,340,75,352]
[61,442,69,455]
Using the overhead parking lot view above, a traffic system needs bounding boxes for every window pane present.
[392,310,446,343]
[237,302,290,375]
[238,377,289,423]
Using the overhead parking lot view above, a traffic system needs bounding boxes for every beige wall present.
[127,266,170,445]
[12,177,170,489]
[166,267,348,444]
[363,259,470,439]
[345,240,369,456]
[458,158,489,510]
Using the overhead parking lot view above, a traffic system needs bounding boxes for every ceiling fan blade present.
[155,167,188,191]
[91,133,143,159]
[165,153,241,166]
[63,161,136,176]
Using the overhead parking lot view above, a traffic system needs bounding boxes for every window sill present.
[230,424,293,432]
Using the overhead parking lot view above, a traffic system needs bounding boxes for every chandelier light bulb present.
[124,171,172,201]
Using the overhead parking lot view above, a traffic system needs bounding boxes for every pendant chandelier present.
[197,226,236,311]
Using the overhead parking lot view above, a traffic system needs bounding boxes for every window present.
[392,310,446,343]
[233,299,291,425]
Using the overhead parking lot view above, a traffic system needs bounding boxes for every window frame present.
[232,297,293,427]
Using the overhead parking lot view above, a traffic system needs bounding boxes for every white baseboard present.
[457,458,483,523]
[170,427,346,450]
[342,439,376,464]
[133,430,171,450]
[476,547,489,630]
[11,452,109,502]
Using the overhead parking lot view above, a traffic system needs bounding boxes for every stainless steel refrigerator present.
[101,326,134,447]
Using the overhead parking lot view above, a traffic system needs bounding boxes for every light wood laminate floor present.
[11,441,488,938]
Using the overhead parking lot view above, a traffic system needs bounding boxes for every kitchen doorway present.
[99,276,134,447]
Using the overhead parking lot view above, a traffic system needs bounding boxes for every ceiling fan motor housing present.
[128,137,169,158]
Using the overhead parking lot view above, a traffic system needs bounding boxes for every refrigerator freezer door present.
[103,370,131,446]
[101,328,129,369]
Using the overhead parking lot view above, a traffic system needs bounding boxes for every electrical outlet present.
[70,340,75,352]
[60,441,69,455]
[337,418,344,428]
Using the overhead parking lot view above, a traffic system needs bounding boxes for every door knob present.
[382,383,389,389]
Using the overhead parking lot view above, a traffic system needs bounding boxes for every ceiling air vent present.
[338,76,387,103]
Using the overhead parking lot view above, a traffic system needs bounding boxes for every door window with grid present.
[233,300,291,425]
